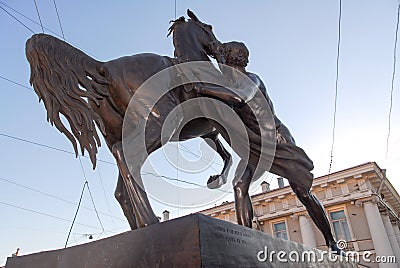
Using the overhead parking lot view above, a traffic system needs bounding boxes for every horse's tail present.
[26,33,110,168]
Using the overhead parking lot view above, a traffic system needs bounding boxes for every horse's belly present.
[175,118,215,141]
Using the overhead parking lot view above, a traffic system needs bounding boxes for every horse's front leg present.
[112,142,159,228]
[114,172,138,230]
[201,132,232,189]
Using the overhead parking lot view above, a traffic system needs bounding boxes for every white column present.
[299,214,317,248]
[363,201,397,268]
[392,223,400,247]
[381,213,400,266]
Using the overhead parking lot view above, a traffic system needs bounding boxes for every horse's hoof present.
[207,175,227,189]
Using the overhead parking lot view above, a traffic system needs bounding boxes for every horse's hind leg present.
[201,132,232,189]
[112,142,159,228]
[114,172,138,230]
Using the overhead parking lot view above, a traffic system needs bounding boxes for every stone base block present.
[6,213,356,267]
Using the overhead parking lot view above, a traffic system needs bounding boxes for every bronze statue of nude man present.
[195,41,342,253]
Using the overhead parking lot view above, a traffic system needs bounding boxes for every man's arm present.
[246,72,275,114]
[194,77,259,107]
[194,83,246,106]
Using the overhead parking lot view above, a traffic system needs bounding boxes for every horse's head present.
[168,9,223,63]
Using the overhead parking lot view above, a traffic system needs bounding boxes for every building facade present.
[200,162,400,267]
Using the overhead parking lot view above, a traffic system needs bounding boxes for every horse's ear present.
[187,9,199,22]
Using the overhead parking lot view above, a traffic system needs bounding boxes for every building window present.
[330,210,351,241]
[273,221,288,240]
[224,214,230,221]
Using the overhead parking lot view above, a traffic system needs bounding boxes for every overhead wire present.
[179,143,223,168]
[64,181,88,248]
[174,0,177,19]
[142,171,232,194]
[97,166,116,228]
[0,75,33,91]
[33,0,44,33]
[0,1,58,37]
[0,132,116,166]
[172,1,180,218]
[0,199,107,231]
[78,156,105,233]
[386,0,400,159]
[0,2,96,57]
[176,138,180,216]
[328,0,342,175]
[0,4,35,34]
[0,175,124,221]
[52,0,65,40]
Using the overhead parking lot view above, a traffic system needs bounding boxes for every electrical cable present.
[64,181,87,248]
[386,0,400,159]
[142,171,232,194]
[0,175,125,221]
[0,4,35,34]
[77,156,105,232]
[0,75,33,91]
[97,166,116,228]
[0,132,115,166]
[0,199,106,231]
[86,181,105,232]
[33,0,44,33]
[0,1,60,37]
[52,0,65,40]
[328,0,342,175]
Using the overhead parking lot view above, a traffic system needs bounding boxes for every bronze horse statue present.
[26,10,231,229]
[26,9,341,252]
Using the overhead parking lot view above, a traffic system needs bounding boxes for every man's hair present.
[220,41,249,67]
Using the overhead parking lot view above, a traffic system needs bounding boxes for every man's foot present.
[207,175,227,189]
[329,243,346,256]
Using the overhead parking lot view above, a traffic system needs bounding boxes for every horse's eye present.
[206,24,212,30]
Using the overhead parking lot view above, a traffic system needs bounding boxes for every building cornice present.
[200,162,399,218]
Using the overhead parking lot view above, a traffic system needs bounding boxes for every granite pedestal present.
[5,213,356,267]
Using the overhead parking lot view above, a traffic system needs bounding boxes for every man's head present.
[220,41,249,68]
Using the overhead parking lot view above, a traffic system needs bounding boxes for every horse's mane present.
[168,17,187,59]
[167,16,185,37]
[26,34,109,168]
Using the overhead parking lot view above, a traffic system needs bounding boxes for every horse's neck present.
[173,35,208,62]
[176,49,207,62]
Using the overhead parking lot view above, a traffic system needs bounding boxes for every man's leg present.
[233,159,256,227]
[269,143,341,252]
[289,181,342,253]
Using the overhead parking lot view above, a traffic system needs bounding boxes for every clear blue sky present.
[1,0,399,265]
